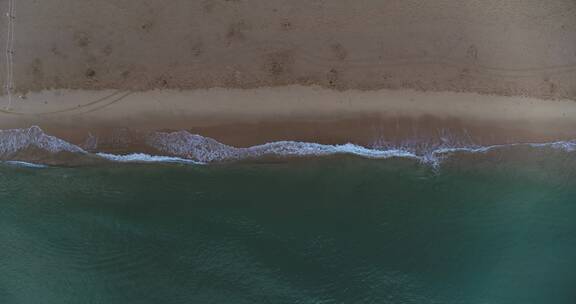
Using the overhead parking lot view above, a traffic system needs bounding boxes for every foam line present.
[3,161,47,168]
[96,153,204,164]
[0,126,575,167]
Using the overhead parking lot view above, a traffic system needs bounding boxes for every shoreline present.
[1,86,576,149]
[1,124,576,168]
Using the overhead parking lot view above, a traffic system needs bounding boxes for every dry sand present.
[1,0,576,98]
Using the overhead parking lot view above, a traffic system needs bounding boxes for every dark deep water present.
[1,151,576,304]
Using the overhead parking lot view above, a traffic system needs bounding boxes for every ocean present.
[0,127,576,303]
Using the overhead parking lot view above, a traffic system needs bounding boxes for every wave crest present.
[146,131,239,162]
[146,131,419,163]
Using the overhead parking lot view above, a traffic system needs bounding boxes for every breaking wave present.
[145,130,418,163]
[0,126,84,157]
[0,126,575,167]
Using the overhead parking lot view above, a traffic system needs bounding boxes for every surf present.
[0,126,575,167]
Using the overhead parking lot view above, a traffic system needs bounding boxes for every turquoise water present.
[1,148,575,304]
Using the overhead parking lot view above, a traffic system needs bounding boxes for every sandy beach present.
[1,0,575,98]
[0,87,575,151]
[1,0,576,148]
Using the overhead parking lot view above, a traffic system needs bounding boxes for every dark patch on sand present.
[263,50,295,77]
[73,31,91,48]
[30,59,44,86]
[280,19,293,31]
[331,43,348,61]
[85,69,97,78]
[327,68,340,88]
[226,21,250,44]
[141,21,154,32]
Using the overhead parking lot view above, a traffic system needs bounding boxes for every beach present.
[1,0,576,151]
[1,87,576,152]
[0,0,575,99]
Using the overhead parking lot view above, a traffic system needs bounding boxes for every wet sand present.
[1,87,576,150]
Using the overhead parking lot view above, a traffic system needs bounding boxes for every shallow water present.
[1,126,576,168]
[1,152,575,304]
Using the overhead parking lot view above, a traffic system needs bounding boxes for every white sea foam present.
[3,161,48,168]
[146,130,576,166]
[432,140,576,156]
[529,141,576,152]
[0,127,574,166]
[146,131,239,162]
[146,130,421,163]
[96,153,204,164]
[0,126,85,158]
